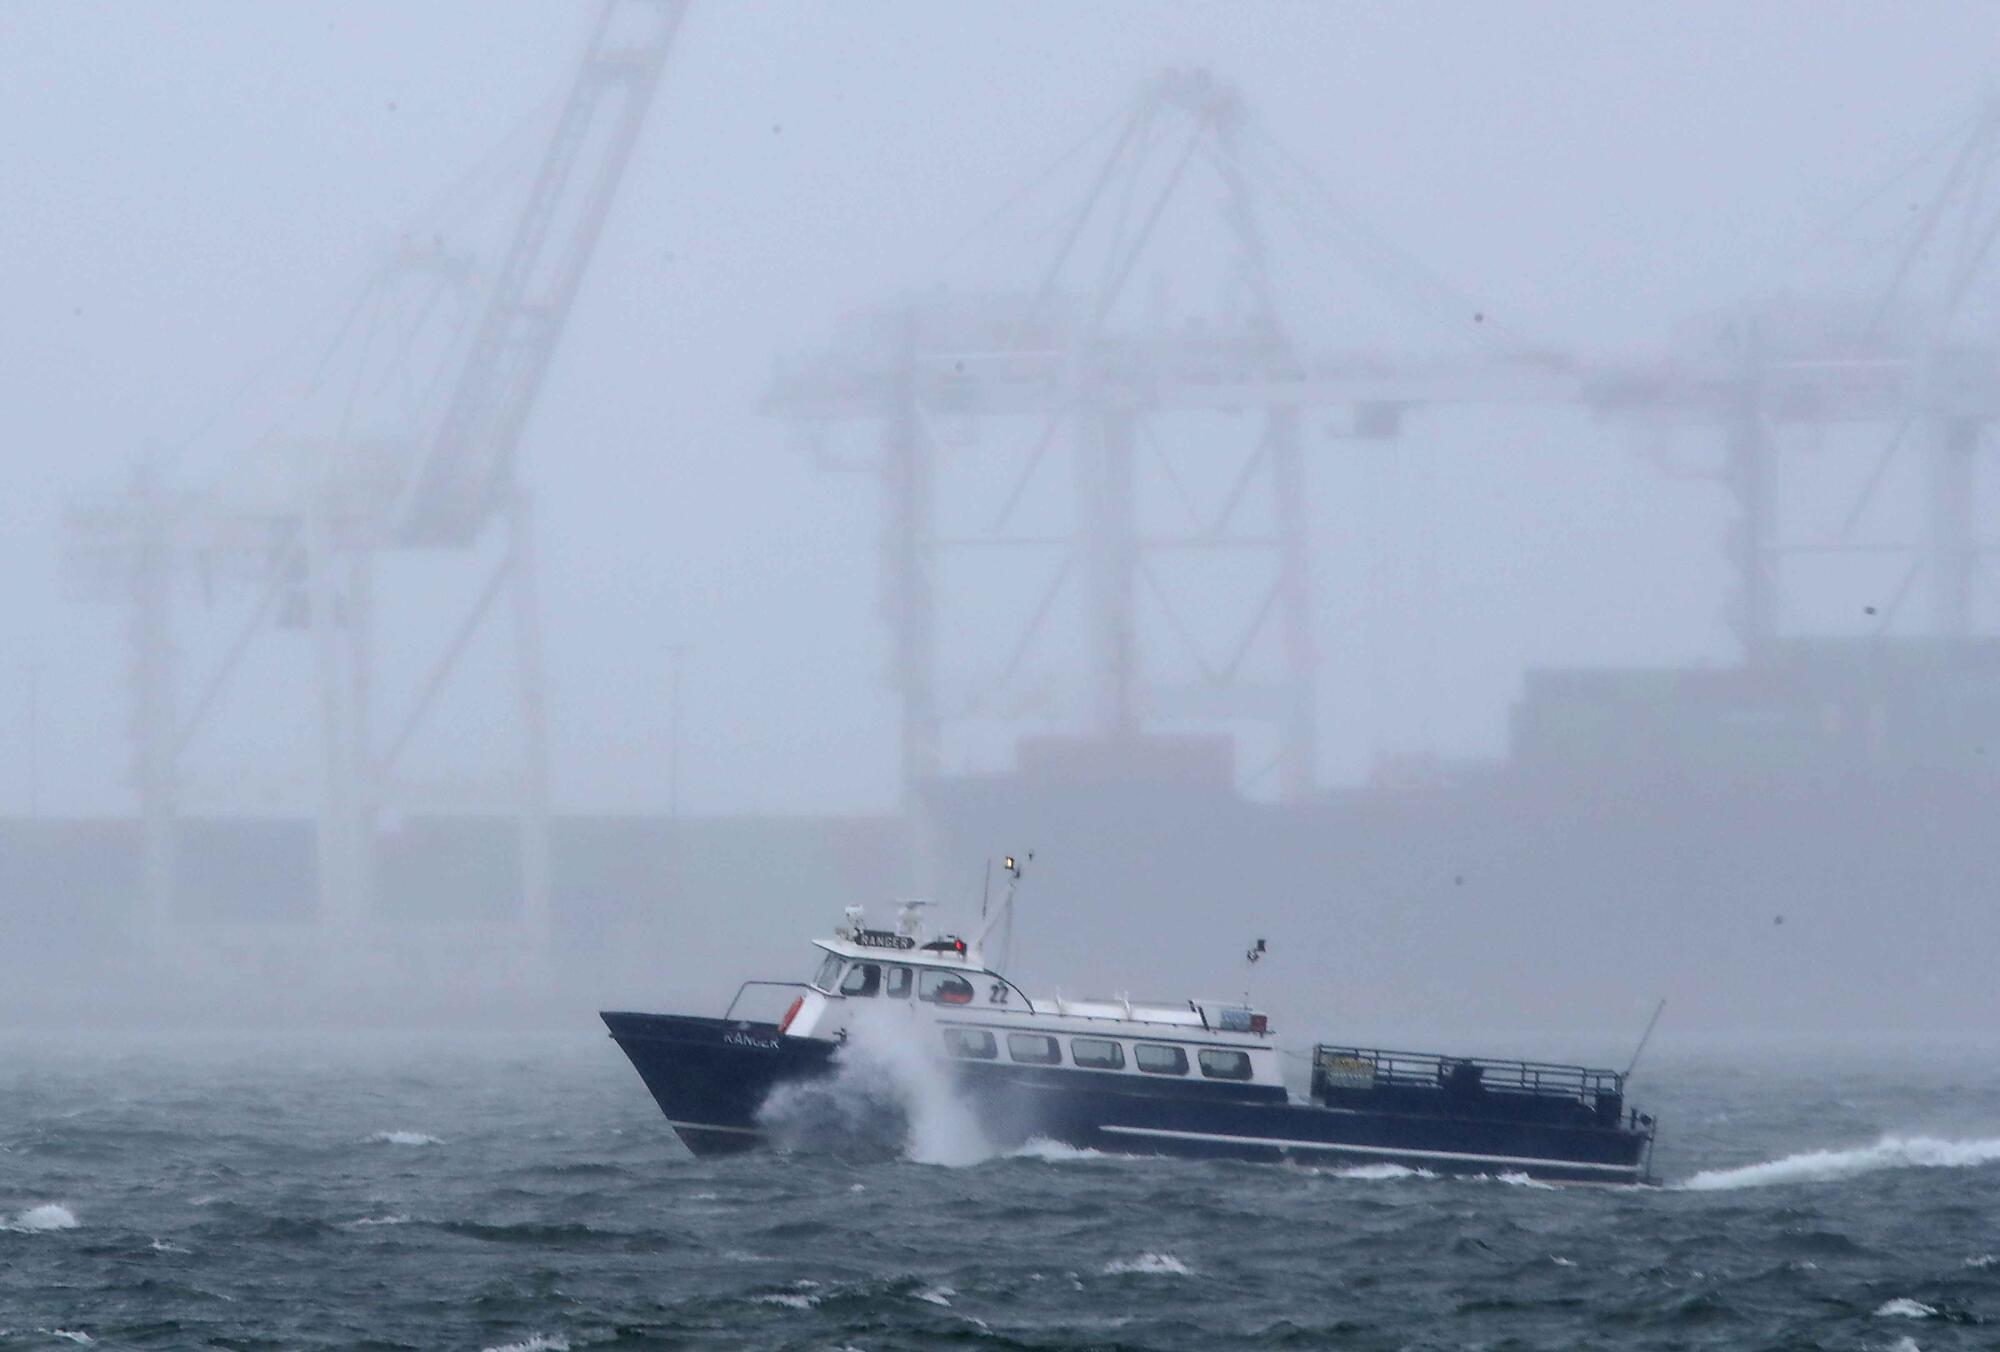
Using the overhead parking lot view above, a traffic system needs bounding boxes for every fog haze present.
[4,2,1999,1046]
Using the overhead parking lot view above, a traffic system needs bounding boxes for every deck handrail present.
[1313,1044,1625,1099]
[723,980,810,1022]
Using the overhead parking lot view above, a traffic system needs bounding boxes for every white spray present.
[758,1004,996,1167]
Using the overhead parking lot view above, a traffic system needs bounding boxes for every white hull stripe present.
[667,1119,763,1136]
[1096,1124,1639,1175]
[660,1118,1633,1175]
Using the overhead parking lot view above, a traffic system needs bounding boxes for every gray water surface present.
[2,1034,1995,1350]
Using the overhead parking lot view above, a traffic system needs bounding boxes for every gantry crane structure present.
[774,77,2000,806]
[61,0,688,941]
[1590,97,2000,657]
[768,70,1578,804]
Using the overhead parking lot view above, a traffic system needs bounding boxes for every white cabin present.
[763,902,1283,1092]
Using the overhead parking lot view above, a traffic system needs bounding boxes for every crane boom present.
[395,0,688,547]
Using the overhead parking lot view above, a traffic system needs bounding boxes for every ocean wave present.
[1680,1135,2000,1191]
[1494,1170,1558,1190]
[438,1220,612,1246]
[482,1336,568,1352]
[4,1204,79,1233]
[1328,1162,1436,1181]
[1103,1252,1192,1276]
[368,1131,444,1147]
[343,1215,411,1228]
[1874,1298,1937,1320]
[1009,1138,1105,1162]
[752,1280,823,1310]
[913,1284,954,1307]
[248,1216,338,1244]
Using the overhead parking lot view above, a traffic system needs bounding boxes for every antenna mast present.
[972,851,1030,962]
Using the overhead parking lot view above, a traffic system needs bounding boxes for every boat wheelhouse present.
[778,910,1278,1073]
[603,867,1657,1184]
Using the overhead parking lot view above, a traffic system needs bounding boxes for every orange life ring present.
[779,995,804,1032]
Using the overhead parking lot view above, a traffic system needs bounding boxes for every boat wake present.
[1680,1135,2000,1191]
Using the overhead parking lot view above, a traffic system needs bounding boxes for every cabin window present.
[811,953,844,992]
[1071,1037,1125,1070]
[918,970,976,1005]
[1007,1033,1061,1065]
[942,1027,997,1059]
[1198,1048,1254,1081]
[883,966,912,999]
[1135,1044,1189,1076]
[840,963,881,997]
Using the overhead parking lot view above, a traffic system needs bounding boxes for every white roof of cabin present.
[1046,996,1206,1027]
[813,935,973,965]
[813,937,1268,1034]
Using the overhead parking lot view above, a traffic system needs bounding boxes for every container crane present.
[61,0,689,948]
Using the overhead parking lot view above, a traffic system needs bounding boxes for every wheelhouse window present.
[942,1027,997,1059]
[918,970,976,1005]
[1198,1048,1253,1081]
[1007,1033,1061,1065]
[1135,1044,1189,1076]
[811,953,844,992]
[883,966,913,999]
[840,963,881,997]
[1071,1037,1125,1070]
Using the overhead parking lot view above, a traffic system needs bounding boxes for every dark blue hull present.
[603,1011,1653,1184]
[602,1011,839,1155]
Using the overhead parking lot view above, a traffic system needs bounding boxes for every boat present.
[602,859,1657,1184]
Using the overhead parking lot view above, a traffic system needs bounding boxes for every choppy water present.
[2,1032,1996,1350]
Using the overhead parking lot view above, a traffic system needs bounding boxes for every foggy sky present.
[5,0,2000,819]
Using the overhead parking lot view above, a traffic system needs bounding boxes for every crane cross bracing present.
[395,0,688,547]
